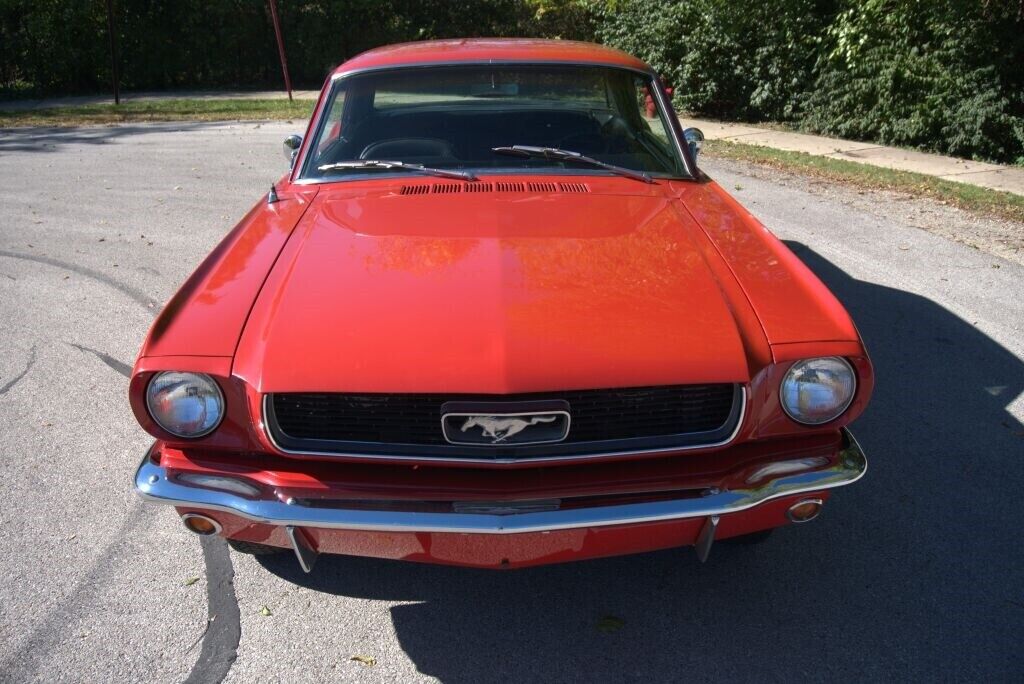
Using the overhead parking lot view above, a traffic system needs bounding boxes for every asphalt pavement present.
[0,121,1021,683]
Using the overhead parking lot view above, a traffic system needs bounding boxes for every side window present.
[314,89,347,157]
[636,78,671,146]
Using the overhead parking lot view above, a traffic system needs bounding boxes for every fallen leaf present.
[350,655,376,667]
[259,605,272,617]
[597,615,624,633]
[184,577,200,586]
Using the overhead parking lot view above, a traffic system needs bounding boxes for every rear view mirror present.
[283,134,303,167]
[683,127,704,162]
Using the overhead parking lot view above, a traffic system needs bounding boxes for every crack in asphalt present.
[0,249,156,310]
[0,344,37,396]
[68,342,133,378]
[60,340,241,679]
[184,536,242,684]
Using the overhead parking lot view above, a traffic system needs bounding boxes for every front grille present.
[266,384,742,461]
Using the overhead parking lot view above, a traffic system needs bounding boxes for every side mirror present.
[683,127,704,162]
[283,134,303,167]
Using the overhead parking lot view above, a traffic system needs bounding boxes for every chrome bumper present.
[134,429,867,535]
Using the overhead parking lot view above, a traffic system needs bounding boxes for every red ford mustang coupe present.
[132,39,871,572]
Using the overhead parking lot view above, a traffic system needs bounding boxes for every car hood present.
[233,184,752,393]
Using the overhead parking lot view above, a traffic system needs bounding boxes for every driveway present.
[1,121,1021,682]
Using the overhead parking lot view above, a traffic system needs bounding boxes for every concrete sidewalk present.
[680,117,1024,197]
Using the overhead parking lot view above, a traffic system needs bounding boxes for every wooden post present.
[267,0,293,102]
[104,0,120,105]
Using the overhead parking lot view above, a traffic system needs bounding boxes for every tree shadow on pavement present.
[259,242,1024,681]
[0,121,249,154]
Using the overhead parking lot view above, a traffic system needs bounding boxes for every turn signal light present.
[181,513,221,535]
[787,499,823,523]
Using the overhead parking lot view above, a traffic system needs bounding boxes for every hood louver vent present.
[528,182,558,193]
[559,182,590,193]
[397,181,590,196]
[494,181,526,193]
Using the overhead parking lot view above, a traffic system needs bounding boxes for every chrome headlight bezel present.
[145,371,225,438]
[780,357,857,426]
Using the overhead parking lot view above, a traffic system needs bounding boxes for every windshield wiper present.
[317,160,477,182]
[492,145,653,184]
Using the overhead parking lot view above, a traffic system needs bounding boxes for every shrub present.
[802,0,1024,163]
[591,0,837,121]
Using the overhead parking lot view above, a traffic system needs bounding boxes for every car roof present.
[330,39,652,77]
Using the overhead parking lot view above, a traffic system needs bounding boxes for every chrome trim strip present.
[650,73,695,178]
[289,168,681,187]
[134,428,866,535]
[329,60,659,82]
[259,387,747,465]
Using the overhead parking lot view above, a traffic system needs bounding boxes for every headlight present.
[780,357,856,425]
[146,372,224,438]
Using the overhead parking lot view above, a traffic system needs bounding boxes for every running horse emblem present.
[460,415,558,443]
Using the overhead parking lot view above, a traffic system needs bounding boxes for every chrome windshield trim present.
[650,72,696,178]
[329,60,659,82]
[295,61,694,183]
[258,387,747,465]
[134,428,866,534]
[288,169,687,187]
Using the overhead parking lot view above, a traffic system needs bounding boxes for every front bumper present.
[134,429,866,569]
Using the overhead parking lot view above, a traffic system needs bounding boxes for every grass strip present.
[703,139,1024,224]
[0,98,316,127]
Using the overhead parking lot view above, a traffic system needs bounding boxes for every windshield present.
[299,65,687,181]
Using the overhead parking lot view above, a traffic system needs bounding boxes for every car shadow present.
[258,243,1024,681]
